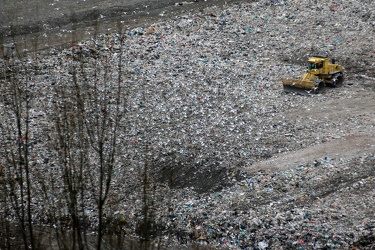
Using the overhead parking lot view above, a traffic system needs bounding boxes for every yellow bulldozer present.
[282,56,344,94]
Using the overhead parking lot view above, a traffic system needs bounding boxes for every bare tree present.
[0,39,36,249]
[1,10,172,249]
[47,21,127,249]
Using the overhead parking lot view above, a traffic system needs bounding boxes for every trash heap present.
[159,156,375,249]
[1,0,374,249]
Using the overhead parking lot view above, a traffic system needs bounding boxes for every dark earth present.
[1,0,245,55]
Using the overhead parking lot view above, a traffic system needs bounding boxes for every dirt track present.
[247,134,375,173]
[245,92,375,174]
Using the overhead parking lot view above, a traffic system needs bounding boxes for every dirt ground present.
[244,92,375,175]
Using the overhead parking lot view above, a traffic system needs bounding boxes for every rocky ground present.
[1,0,375,249]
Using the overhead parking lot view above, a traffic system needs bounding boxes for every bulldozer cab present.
[307,57,326,75]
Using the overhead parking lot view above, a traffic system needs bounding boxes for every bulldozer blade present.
[283,85,317,95]
[282,78,319,95]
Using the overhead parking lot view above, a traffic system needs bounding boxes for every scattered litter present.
[1,0,374,249]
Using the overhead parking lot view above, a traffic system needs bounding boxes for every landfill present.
[0,0,375,249]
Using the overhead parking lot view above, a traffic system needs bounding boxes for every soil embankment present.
[0,0,248,54]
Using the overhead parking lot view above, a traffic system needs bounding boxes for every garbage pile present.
[1,0,374,249]
[158,156,375,249]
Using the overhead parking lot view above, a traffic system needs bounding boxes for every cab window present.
[308,62,315,70]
